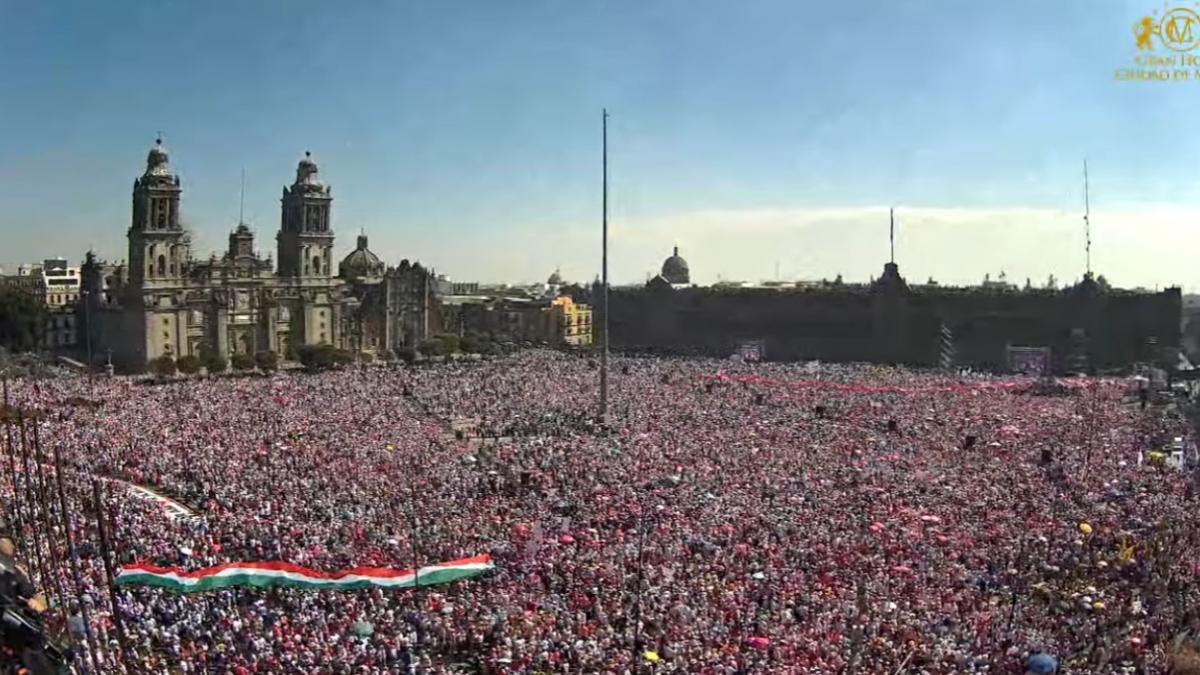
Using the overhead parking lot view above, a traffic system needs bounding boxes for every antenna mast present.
[1083,160,1091,277]
[889,207,895,264]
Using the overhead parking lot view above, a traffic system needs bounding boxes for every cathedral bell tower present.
[277,152,334,278]
[129,138,189,287]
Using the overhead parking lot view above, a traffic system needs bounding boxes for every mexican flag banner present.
[116,554,493,593]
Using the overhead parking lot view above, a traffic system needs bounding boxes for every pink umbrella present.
[558,534,575,545]
[747,636,771,650]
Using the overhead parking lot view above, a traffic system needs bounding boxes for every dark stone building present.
[592,249,1181,374]
[338,235,442,355]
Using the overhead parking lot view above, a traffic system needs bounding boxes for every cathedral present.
[81,139,439,370]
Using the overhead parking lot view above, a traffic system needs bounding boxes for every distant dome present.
[339,234,384,280]
[548,268,563,286]
[661,246,690,285]
[145,137,172,177]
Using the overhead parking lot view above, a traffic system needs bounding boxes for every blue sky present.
[2,0,1198,288]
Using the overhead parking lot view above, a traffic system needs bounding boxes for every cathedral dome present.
[145,137,172,177]
[339,234,384,280]
[661,246,690,285]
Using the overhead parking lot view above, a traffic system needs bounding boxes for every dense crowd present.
[1,350,1198,674]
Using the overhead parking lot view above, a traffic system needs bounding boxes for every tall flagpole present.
[600,109,609,424]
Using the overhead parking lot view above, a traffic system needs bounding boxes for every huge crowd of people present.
[1,350,1198,673]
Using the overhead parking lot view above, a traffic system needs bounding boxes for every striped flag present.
[939,323,955,371]
[116,554,493,593]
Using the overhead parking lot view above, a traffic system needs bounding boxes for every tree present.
[1046,274,1058,290]
[297,344,352,371]
[176,354,201,375]
[460,334,480,354]
[418,338,445,357]
[298,344,331,371]
[150,355,177,377]
[559,283,588,304]
[378,348,396,362]
[1096,274,1112,292]
[202,351,227,374]
[0,287,47,353]
[255,351,279,373]
[397,347,416,364]
[436,334,461,354]
[230,353,255,372]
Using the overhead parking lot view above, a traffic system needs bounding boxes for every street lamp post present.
[82,289,94,393]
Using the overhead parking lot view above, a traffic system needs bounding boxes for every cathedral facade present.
[81,139,439,370]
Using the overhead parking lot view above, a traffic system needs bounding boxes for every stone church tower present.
[129,138,190,288]
[84,139,440,371]
[277,152,333,278]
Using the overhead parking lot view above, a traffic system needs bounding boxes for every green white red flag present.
[115,554,493,593]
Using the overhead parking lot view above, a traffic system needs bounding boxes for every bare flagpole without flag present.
[599,109,610,425]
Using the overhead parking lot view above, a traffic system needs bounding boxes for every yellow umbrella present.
[644,651,661,663]
[1078,522,1093,535]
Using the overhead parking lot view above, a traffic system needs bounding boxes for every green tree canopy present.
[176,355,201,375]
[230,353,255,371]
[150,355,177,377]
[0,287,47,353]
[255,351,279,373]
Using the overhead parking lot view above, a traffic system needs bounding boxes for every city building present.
[590,244,1182,374]
[546,295,592,347]
[0,258,81,350]
[443,292,592,348]
[338,234,442,355]
[81,139,440,370]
